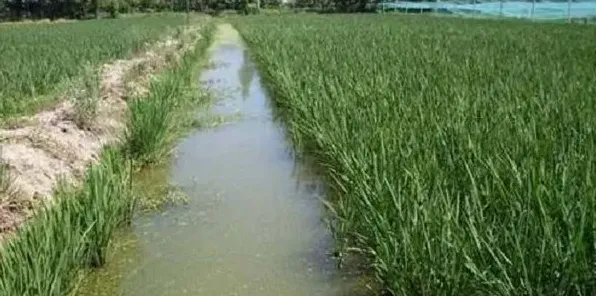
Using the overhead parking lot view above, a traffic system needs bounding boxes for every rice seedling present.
[233,14,596,295]
[124,24,214,167]
[0,14,187,119]
[125,88,175,165]
[77,147,135,267]
[0,147,133,296]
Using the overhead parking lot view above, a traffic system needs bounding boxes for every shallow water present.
[76,24,371,296]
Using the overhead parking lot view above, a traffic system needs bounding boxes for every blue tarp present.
[379,1,596,19]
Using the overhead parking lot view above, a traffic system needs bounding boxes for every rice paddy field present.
[232,15,596,295]
[0,14,187,118]
[0,15,214,296]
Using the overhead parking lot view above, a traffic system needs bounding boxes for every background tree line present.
[0,0,205,20]
[0,0,378,22]
[291,0,378,12]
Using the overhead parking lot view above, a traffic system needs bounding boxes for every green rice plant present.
[124,23,214,167]
[124,68,188,165]
[233,15,596,295]
[0,14,187,119]
[77,147,135,267]
[0,147,133,295]
[125,89,175,166]
[0,191,87,296]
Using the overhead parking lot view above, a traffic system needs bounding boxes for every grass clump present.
[78,149,136,267]
[125,23,214,167]
[0,148,134,296]
[71,64,100,129]
[125,89,173,165]
[233,15,596,295]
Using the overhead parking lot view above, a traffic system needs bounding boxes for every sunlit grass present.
[234,14,596,295]
[125,23,214,167]
[0,148,134,296]
[0,14,187,119]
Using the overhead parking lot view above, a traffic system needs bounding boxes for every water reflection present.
[238,49,255,100]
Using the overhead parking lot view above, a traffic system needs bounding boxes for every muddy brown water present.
[76,24,372,296]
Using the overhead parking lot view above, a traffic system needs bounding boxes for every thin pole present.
[568,0,572,22]
[500,0,504,17]
[473,0,476,15]
[531,0,535,20]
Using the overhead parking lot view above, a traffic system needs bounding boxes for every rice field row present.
[0,21,214,296]
[233,15,596,295]
[0,14,186,118]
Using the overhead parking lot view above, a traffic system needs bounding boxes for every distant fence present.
[378,1,596,22]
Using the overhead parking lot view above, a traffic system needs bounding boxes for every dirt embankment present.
[0,23,207,237]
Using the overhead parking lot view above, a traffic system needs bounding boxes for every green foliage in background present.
[0,0,203,20]
[0,14,186,118]
[233,14,596,295]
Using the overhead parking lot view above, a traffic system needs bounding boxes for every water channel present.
[76,24,371,296]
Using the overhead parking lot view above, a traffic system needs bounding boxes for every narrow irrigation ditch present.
[74,24,374,296]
